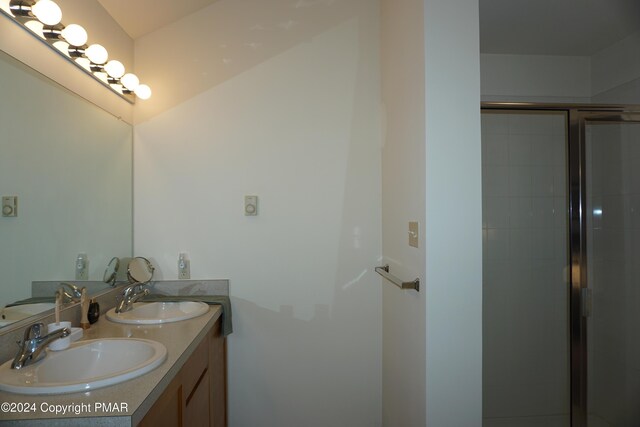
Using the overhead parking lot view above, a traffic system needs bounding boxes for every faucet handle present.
[23,323,44,341]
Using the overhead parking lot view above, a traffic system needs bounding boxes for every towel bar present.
[375,265,420,292]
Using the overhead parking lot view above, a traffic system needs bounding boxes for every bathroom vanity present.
[140,312,226,427]
[0,303,227,426]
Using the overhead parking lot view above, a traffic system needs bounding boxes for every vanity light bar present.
[6,0,152,101]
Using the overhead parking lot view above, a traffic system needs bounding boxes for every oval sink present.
[0,338,167,395]
[106,301,209,325]
[0,303,56,327]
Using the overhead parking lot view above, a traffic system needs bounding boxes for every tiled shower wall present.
[481,112,569,426]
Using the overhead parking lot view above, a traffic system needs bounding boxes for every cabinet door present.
[185,372,211,427]
[140,380,183,427]
[139,316,226,427]
[209,319,227,426]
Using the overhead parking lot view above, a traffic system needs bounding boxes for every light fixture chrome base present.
[68,45,87,58]
[42,23,64,41]
[9,0,35,18]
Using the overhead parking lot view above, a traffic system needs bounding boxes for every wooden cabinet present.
[139,317,227,427]
[209,317,227,426]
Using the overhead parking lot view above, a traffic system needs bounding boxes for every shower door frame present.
[481,102,640,427]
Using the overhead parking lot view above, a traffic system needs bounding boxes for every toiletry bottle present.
[88,299,100,324]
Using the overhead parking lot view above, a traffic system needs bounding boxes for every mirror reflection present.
[127,257,155,285]
[0,48,133,328]
[103,257,121,287]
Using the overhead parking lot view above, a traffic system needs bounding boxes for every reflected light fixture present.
[23,18,43,35]
[74,57,91,70]
[52,39,68,53]
[3,0,151,101]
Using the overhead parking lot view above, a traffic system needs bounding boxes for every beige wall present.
[133,1,383,426]
[423,0,482,425]
[380,0,426,424]
[381,1,483,425]
[133,0,368,124]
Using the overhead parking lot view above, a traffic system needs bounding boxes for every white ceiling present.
[97,0,220,39]
[480,0,640,55]
[95,0,640,55]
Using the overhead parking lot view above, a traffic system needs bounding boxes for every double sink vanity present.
[0,279,229,427]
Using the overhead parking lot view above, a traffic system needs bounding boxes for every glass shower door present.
[482,111,570,427]
[584,120,640,427]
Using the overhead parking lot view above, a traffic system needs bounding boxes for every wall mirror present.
[0,48,133,330]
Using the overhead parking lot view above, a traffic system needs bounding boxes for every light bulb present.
[52,40,69,55]
[61,24,87,47]
[120,73,139,91]
[104,60,125,78]
[75,57,91,70]
[95,72,109,84]
[86,44,108,64]
[32,0,61,25]
[0,0,11,14]
[134,84,152,100]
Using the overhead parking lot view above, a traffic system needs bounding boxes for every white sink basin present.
[0,303,56,328]
[106,301,209,325]
[2,303,56,319]
[0,338,166,395]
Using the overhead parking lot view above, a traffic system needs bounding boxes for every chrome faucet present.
[58,282,84,302]
[115,283,149,313]
[12,323,70,369]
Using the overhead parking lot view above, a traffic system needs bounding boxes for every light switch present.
[2,196,17,217]
[245,195,258,216]
[409,221,419,248]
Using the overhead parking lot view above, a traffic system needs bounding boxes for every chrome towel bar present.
[375,265,420,292]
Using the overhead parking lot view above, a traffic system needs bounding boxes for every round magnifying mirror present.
[127,257,155,284]
[103,257,120,286]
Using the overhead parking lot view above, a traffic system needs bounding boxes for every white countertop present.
[0,306,221,426]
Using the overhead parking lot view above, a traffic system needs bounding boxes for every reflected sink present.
[0,303,56,328]
[0,338,167,394]
[106,301,209,325]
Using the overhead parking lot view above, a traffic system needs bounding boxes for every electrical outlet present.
[75,253,88,280]
[178,253,190,279]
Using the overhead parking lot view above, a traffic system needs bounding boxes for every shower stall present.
[481,104,640,427]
